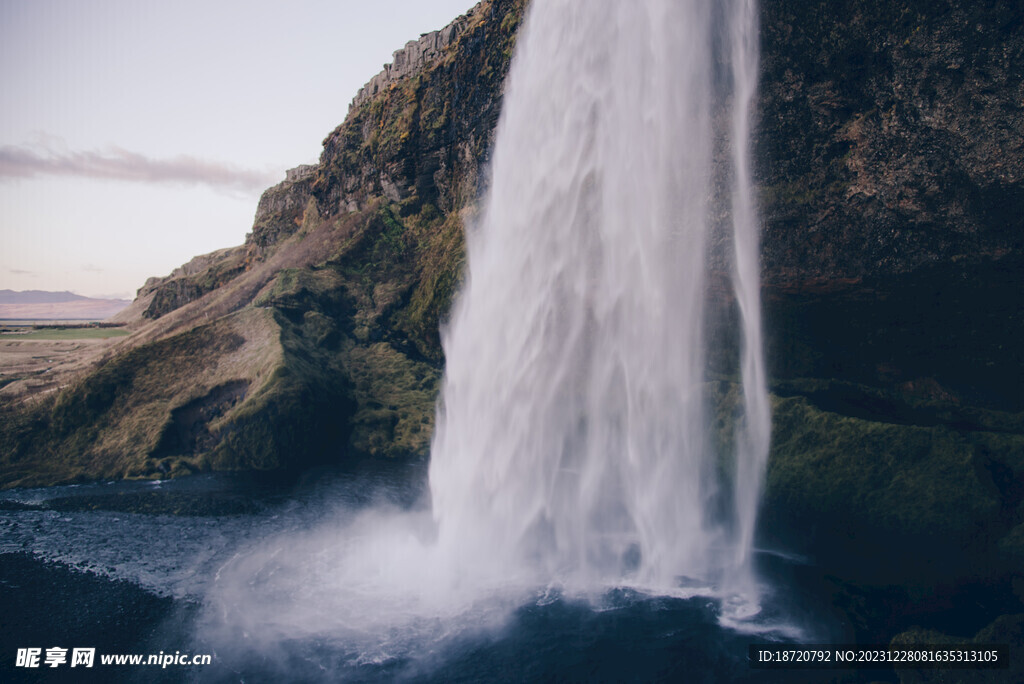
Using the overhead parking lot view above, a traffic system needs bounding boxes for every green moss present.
[346,342,440,459]
[373,205,410,264]
[357,75,424,164]
[398,210,467,360]
[759,392,1024,586]
[213,369,352,472]
[500,5,522,34]
[419,101,449,139]
[768,395,1000,537]
[256,267,348,315]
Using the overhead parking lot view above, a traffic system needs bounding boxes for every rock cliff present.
[760,0,1023,281]
[754,0,1024,416]
[351,13,473,110]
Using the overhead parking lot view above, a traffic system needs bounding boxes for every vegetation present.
[0,328,130,340]
[141,247,248,320]
[703,374,1024,594]
[0,309,284,486]
[346,342,439,459]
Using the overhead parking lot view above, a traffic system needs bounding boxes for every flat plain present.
[0,328,130,399]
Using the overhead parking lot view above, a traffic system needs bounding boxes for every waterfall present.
[429,0,769,598]
[193,5,778,667]
[727,0,770,581]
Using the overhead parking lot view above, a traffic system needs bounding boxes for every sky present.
[0,0,477,299]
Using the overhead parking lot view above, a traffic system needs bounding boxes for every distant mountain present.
[0,290,91,304]
[0,290,130,320]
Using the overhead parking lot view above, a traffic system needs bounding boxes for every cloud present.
[0,142,280,195]
[7,268,37,276]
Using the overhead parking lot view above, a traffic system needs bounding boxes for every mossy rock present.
[763,394,1010,584]
[997,523,1024,562]
[892,614,1024,684]
[346,342,440,459]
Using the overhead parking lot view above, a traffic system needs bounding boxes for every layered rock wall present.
[351,11,473,110]
[246,166,318,259]
[758,0,1024,283]
[137,246,247,320]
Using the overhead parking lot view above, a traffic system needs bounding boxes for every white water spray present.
[429,0,769,598]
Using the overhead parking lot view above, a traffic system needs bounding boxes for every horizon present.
[0,0,478,300]
[0,287,130,301]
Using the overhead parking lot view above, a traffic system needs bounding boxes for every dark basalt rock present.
[0,552,176,684]
[758,0,1024,284]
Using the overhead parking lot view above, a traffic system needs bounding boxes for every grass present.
[0,308,286,488]
[0,328,130,340]
[346,342,440,459]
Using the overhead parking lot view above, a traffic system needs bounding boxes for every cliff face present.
[247,165,318,259]
[749,2,1024,619]
[315,1,522,218]
[754,0,1022,388]
[760,0,1023,282]
[133,246,248,321]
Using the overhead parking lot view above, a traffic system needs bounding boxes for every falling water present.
[429,0,770,600]
[727,0,771,584]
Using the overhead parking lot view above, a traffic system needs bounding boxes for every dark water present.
[199,591,815,683]
[0,467,871,683]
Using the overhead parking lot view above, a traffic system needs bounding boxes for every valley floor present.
[0,332,126,401]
